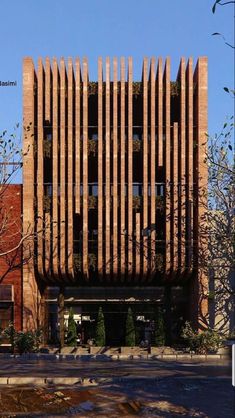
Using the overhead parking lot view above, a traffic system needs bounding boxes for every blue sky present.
[0,0,234,150]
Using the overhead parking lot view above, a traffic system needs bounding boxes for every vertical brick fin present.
[150,57,156,279]
[37,58,44,278]
[105,57,111,279]
[82,58,89,279]
[23,58,38,330]
[186,58,193,271]
[157,58,163,167]
[67,58,74,278]
[113,57,118,278]
[45,58,51,277]
[120,57,126,279]
[164,57,171,275]
[135,212,141,278]
[142,57,148,280]
[59,58,66,278]
[127,57,133,279]
[193,57,208,327]
[173,122,179,272]
[75,58,81,215]
[98,57,103,279]
[45,58,51,122]
[52,58,59,276]
[179,58,186,272]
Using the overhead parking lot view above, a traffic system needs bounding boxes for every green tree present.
[154,307,166,346]
[95,307,106,346]
[125,307,136,347]
[67,308,77,347]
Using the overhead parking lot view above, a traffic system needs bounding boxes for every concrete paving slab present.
[8,377,46,385]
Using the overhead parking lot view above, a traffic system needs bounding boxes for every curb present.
[0,374,231,386]
[0,353,230,361]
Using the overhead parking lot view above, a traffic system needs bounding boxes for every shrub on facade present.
[125,307,136,347]
[95,307,106,346]
[1,322,16,350]
[181,321,222,354]
[15,331,36,354]
[67,308,77,347]
[0,323,42,354]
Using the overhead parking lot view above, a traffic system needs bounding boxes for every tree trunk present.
[58,288,65,348]
[164,285,172,345]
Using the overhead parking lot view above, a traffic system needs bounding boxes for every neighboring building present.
[3,56,208,344]
[0,185,22,331]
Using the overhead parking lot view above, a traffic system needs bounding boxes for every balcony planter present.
[156,196,164,211]
[88,196,97,209]
[155,254,164,273]
[88,253,97,271]
[88,139,97,156]
[73,253,82,273]
[170,81,181,97]
[88,82,98,96]
[43,196,51,213]
[133,196,141,210]
[133,139,141,152]
[43,139,52,158]
[132,82,142,97]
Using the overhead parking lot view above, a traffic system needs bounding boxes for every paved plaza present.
[0,357,234,417]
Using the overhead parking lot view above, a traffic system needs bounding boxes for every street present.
[0,358,234,417]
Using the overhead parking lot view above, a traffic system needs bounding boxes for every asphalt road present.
[0,358,234,417]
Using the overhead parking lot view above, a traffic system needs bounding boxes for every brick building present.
[1,56,208,345]
[0,185,22,331]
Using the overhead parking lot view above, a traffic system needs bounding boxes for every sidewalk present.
[0,344,231,362]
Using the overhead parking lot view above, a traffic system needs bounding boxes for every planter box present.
[120,346,150,354]
[89,346,109,355]
[60,347,76,355]
[151,346,175,355]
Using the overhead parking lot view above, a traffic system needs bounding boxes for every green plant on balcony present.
[88,81,98,96]
[88,195,97,209]
[133,196,141,210]
[88,139,98,156]
[155,253,164,273]
[133,82,142,97]
[44,195,51,212]
[88,253,97,271]
[133,139,141,152]
[156,196,164,211]
[170,81,180,97]
[43,138,52,158]
[73,253,82,273]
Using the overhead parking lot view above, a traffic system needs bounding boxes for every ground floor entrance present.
[44,286,188,346]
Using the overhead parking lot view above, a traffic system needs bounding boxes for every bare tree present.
[0,126,49,284]
[204,120,235,333]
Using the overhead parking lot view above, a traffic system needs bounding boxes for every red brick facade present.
[0,184,22,331]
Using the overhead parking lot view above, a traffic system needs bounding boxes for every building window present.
[133,183,142,196]
[155,183,164,196]
[89,183,98,196]
[46,133,52,141]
